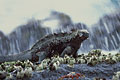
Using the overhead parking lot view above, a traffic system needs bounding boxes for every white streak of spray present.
[112,35,117,46]
[105,37,109,50]
[116,31,120,41]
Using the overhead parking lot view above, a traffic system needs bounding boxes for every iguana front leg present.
[36,51,47,63]
[60,46,74,57]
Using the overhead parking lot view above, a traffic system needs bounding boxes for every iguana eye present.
[79,33,83,37]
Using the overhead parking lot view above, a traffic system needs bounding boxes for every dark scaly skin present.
[0,29,89,63]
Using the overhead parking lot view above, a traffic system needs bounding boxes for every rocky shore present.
[0,49,120,80]
[31,63,120,80]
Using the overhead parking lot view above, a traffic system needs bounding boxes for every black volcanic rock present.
[5,63,120,80]
[24,63,120,80]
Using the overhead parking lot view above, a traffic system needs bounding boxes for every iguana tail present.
[0,50,32,63]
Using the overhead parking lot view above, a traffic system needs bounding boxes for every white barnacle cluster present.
[104,53,116,64]
[67,57,75,67]
[38,50,120,69]
[16,69,25,79]
[0,60,34,80]
[36,58,50,71]
[51,55,76,68]
[49,55,62,70]
[15,61,33,79]
[76,54,86,64]
[63,54,71,64]
[24,60,34,68]
[49,60,60,71]
[76,49,120,66]
[35,55,61,71]
[114,53,120,62]
[36,64,43,72]
[112,71,120,80]
[0,49,120,80]
[5,73,13,80]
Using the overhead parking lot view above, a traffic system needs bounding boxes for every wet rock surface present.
[29,63,120,80]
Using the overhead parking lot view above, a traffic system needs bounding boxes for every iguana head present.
[78,29,89,38]
[72,29,89,41]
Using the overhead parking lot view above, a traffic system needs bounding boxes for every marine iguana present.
[0,29,89,63]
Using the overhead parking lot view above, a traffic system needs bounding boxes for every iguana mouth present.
[80,36,89,41]
[81,32,89,40]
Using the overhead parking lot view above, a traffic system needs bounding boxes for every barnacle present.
[98,55,104,62]
[115,54,120,62]
[51,56,60,63]
[6,66,15,72]
[58,57,64,64]
[24,67,33,77]
[0,71,8,80]
[24,60,34,68]
[56,61,60,67]
[49,61,60,71]
[112,71,120,80]
[64,54,70,64]
[76,58,86,64]
[112,55,118,62]
[36,64,44,72]
[53,62,59,70]
[0,65,3,71]
[89,49,101,56]
[16,70,25,79]
[112,75,119,80]
[87,56,98,66]
[5,73,13,80]
[0,63,5,70]
[0,49,120,80]
[15,60,23,66]
[68,57,75,67]
[105,57,117,64]
[14,65,23,72]
[41,60,48,69]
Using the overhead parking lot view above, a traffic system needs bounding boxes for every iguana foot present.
[60,46,73,57]
[36,51,47,64]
